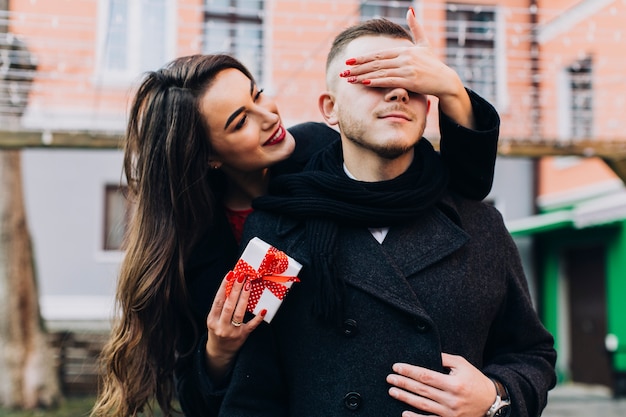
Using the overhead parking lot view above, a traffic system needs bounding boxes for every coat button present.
[343,391,362,410]
[415,320,429,333]
[341,319,359,337]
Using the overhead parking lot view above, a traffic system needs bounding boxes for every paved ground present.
[542,383,626,417]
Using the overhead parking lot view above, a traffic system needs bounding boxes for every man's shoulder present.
[442,191,499,212]
[244,209,304,241]
[440,192,505,229]
[242,210,309,264]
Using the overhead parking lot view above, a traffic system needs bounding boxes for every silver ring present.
[231,319,242,327]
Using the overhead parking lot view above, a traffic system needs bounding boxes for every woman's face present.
[200,68,295,173]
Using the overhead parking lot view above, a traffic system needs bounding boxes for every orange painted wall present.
[8,0,205,121]
[9,1,107,112]
[267,0,360,126]
[534,0,625,199]
[538,156,618,196]
[538,0,626,141]
[2,0,552,139]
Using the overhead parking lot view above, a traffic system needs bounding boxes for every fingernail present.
[345,58,357,65]
[260,309,267,316]
[244,280,251,291]
[339,69,350,77]
[361,79,371,85]
[237,273,246,283]
[226,271,235,281]
[409,6,415,17]
[347,77,358,83]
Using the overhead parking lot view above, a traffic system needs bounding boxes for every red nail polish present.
[339,69,351,77]
[237,273,246,283]
[409,6,415,17]
[347,77,358,83]
[226,271,235,281]
[362,79,371,85]
[345,58,357,65]
[244,280,251,291]
[260,309,267,316]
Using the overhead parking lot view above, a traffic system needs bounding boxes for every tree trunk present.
[0,150,61,408]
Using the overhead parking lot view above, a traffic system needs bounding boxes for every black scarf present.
[254,138,449,321]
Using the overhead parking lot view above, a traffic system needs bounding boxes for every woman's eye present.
[254,88,264,102]
[235,115,247,130]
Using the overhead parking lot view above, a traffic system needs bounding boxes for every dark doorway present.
[565,245,611,387]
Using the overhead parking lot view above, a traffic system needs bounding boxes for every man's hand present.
[386,353,496,417]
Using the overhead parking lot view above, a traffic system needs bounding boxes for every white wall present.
[21,149,124,326]
[489,157,538,303]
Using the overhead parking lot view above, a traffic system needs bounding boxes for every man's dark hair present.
[326,18,413,71]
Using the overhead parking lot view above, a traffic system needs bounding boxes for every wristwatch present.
[485,378,511,417]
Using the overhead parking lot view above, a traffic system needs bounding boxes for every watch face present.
[494,404,511,417]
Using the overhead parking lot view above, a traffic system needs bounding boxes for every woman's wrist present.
[204,342,234,383]
[437,79,475,130]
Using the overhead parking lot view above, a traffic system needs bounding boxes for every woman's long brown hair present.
[91,54,253,417]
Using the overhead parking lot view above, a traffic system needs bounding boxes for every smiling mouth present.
[264,125,286,146]
[379,113,411,121]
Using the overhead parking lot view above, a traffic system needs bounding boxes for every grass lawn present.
[0,397,165,417]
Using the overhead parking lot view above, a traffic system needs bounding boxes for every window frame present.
[568,57,593,140]
[95,0,176,86]
[202,0,265,83]
[444,3,508,110]
[359,0,413,26]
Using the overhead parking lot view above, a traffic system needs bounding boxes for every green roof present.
[506,192,626,236]
[507,210,573,237]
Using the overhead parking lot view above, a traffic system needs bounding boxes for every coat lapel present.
[339,207,469,318]
[271,205,469,318]
[383,207,469,278]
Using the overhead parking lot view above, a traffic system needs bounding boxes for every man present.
[218,15,556,417]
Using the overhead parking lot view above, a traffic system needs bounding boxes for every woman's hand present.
[339,8,474,129]
[386,353,496,417]
[204,271,266,382]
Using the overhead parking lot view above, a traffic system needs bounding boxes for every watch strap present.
[485,378,511,417]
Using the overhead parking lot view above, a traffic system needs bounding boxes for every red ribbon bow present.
[225,246,300,313]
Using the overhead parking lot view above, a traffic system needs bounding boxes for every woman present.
[91,48,499,416]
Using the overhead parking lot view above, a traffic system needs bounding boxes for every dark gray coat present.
[219,194,556,417]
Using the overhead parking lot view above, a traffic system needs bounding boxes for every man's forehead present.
[342,35,414,57]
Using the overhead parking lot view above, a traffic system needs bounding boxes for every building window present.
[203,0,264,83]
[103,185,132,251]
[569,58,593,140]
[360,0,413,26]
[100,0,171,80]
[445,4,497,104]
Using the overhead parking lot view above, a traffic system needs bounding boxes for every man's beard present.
[346,135,413,160]
[340,115,423,160]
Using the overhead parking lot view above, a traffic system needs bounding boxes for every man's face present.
[322,36,430,161]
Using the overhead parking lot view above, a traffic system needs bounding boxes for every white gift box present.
[234,237,302,323]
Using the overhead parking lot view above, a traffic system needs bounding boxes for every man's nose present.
[384,88,409,103]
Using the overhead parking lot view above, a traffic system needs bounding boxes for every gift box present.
[225,237,302,323]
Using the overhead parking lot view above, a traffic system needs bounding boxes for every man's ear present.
[318,92,338,126]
